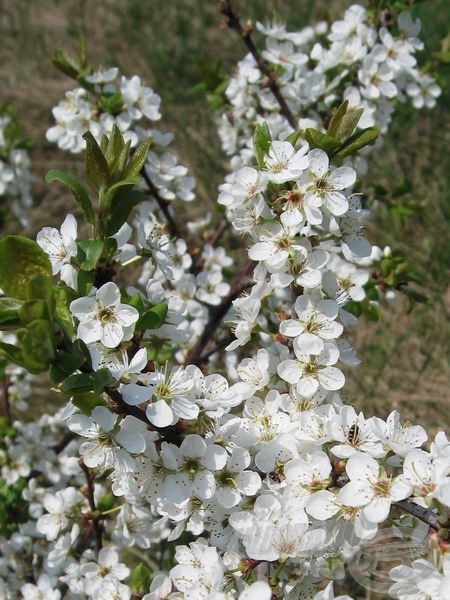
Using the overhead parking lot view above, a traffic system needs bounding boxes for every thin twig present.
[184,259,255,366]
[333,474,446,532]
[141,167,183,240]
[393,499,447,532]
[219,0,297,130]
[79,461,103,553]
[1,377,12,424]
[198,334,236,364]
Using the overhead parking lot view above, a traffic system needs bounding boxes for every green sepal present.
[305,129,341,155]
[60,368,113,395]
[129,563,152,595]
[98,92,125,116]
[50,352,87,384]
[123,138,152,179]
[253,122,272,169]
[83,132,111,194]
[136,303,168,332]
[107,190,148,236]
[72,392,108,416]
[0,236,52,301]
[45,170,95,225]
[0,298,24,330]
[77,240,105,271]
[284,129,303,147]
[21,319,56,374]
[18,300,51,326]
[333,126,380,159]
[146,344,173,365]
[54,282,78,339]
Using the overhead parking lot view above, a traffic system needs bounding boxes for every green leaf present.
[98,92,125,116]
[107,190,147,236]
[26,273,55,307]
[0,236,52,301]
[0,341,25,368]
[18,300,50,326]
[327,101,349,138]
[52,50,83,80]
[0,298,23,330]
[305,129,341,155]
[60,368,113,395]
[77,270,95,297]
[50,352,87,384]
[102,177,142,212]
[136,303,168,332]
[333,127,380,159]
[123,138,152,179]
[78,240,105,271]
[72,392,108,415]
[105,125,130,180]
[284,129,303,147]
[54,282,77,339]
[22,319,55,374]
[83,132,111,194]
[330,107,364,144]
[253,122,272,169]
[46,170,95,225]
[129,563,152,595]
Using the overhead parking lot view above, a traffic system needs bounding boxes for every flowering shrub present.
[0,2,448,599]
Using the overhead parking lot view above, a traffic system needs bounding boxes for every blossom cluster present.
[0,3,448,600]
[217,4,441,172]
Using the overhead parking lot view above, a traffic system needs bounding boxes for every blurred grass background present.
[0,0,449,432]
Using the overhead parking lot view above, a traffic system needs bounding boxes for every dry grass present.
[0,1,448,432]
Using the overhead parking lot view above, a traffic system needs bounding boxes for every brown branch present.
[79,461,103,553]
[1,377,12,424]
[184,258,255,366]
[141,167,183,240]
[103,385,184,446]
[332,472,446,533]
[198,334,236,365]
[394,499,447,532]
[219,0,297,130]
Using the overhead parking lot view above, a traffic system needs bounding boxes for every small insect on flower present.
[348,422,360,444]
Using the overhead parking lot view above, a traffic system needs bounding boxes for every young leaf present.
[21,319,56,374]
[333,126,379,159]
[50,352,87,384]
[72,393,108,416]
[77,240,105,271]
[60,368,113,395]
[123,138,152,179]
[54,282,77,340]
[107,190,148,236]
[136,303,168,332]
[0,298,23,330]
[130,563,152,595]
[253,122,272,169]
[0,236,52,301]
[305,129,341,155]
[102,177,142,212]
[46,170,95,225]
[83,132,111,194]
[327,100,349,138]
